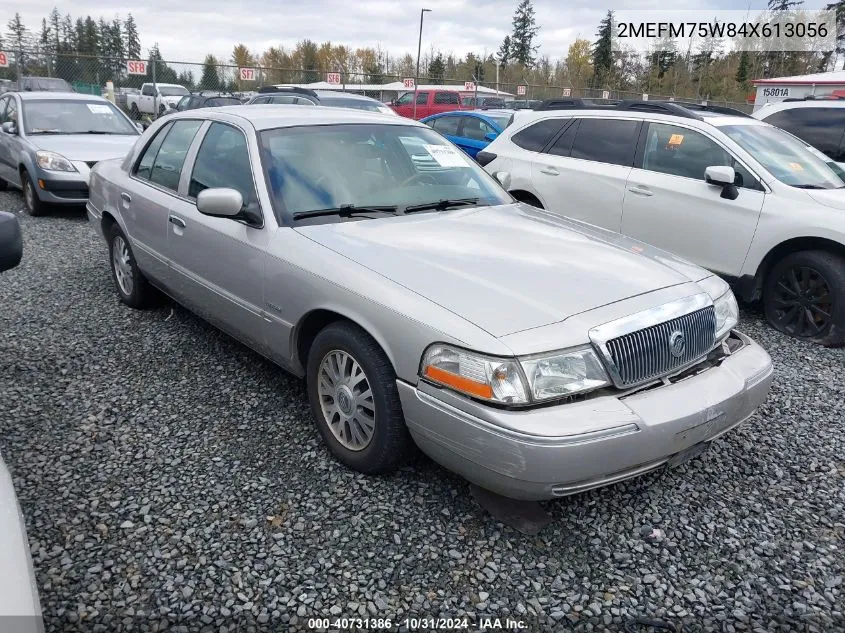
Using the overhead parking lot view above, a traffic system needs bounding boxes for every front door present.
[166,120,269,351]
[621,121,765,277]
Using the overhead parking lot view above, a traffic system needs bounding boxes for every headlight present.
[36,151,77,172]
[421,344,528,404]
[420,344,611,405]
[700,276,739,340]
[520,347,611,401]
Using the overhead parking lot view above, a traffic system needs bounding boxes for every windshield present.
[22,99,139,135]
[721,124,845,189]
[259,123,511,221]
[159,86,189,97]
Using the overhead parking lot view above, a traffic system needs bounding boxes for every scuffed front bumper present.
[399,331,773,500]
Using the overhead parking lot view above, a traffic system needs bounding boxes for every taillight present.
[476,151,497,167]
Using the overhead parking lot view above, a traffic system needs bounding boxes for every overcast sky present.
[4,0,829,63]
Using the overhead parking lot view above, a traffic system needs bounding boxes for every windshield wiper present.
[791,184,826,189]
[403,197,480,214]
[82,130,123,135]
[292,204,399,220]
[29,130,66,135]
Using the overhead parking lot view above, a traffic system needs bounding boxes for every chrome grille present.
[605,306,716,387]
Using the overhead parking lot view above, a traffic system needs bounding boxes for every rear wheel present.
[21,170,47,217]
[306,321,415,474]
[763,250,845,346]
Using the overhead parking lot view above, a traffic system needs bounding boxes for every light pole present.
[413,8,431,119]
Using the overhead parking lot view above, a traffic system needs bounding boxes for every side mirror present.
[2,121,17,135]
[493,171,511,190]
[197,188,244,218]
[0,211,23,273]
[704,165,739,200]
[484,132,498,142]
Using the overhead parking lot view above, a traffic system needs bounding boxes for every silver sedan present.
[86,106,773,500]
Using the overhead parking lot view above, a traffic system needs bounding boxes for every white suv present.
[480,100,845,346]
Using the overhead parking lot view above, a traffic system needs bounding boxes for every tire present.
[107,223,156,308]
[21,170,47,217]
[130,103,140,119]
[306,321,415,474]
[0,178,7,191]
[763,250,845,347]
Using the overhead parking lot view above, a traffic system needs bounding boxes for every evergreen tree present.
[735,51,750,84]
[200,54,221,89]
[592,10,614,85]
[49,8,60,50]
[124,14,141,60]
[298,40,319,83]
[497,35,511,67]
[7,13,30,51]
[510,0,539,67]
[428,53,445,81]
[768,0,803,10]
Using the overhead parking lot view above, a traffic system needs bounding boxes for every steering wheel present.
[399,172,438,188]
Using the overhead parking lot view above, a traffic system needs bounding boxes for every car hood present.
[806,188,845,211]
[161,95,184,106]
[27,134,138,162]
[295,203,711,337]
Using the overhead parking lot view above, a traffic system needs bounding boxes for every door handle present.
[539,166,559,176]
[120,192,131,203]
[168,215,186,229]
[627,185,653,197]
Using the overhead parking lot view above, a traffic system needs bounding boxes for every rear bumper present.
[399,331,773,500]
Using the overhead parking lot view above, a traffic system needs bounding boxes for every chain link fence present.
[3,48,754,117]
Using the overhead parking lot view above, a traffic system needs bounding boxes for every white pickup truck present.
[125,83,189,118]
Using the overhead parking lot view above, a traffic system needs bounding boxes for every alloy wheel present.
[770,265,833,338]
[317,349,376,451]
[111,235,134,297]
[23,178,35,212]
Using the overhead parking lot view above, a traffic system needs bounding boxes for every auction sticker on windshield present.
[87,104,113,114]
[424,144,466,167]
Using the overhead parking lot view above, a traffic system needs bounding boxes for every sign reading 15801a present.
[762,87,790,98]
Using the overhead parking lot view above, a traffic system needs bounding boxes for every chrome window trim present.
[588,293,714,387]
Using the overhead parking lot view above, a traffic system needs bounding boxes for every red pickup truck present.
[390,90,464,119]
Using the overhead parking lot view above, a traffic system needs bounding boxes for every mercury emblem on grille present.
[668,330,686,358]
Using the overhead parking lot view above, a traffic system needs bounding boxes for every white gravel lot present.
[0,192,843,633]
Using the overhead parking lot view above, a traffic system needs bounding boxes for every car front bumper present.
[32,163,93,205]
[398,331,773,500]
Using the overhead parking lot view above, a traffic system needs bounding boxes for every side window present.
[175,96,191,111]
[134,123,173,180]
[0,97,9,123]
[5,98,17,125]
[293,96,318,105]
[434,92,459,105]
[147,120,203,191]
[570,118,640,166]
[271,95,298,104]
[141,85,155,96]
[546,120,579,157]
[765,108,845,161]
[396,93,414,105]
[416,92,429,105]
[462,117,493,141]
[641,122,758,188]
[252,96,270,104]
[432,116,460,136]
[189,122,258,210]
[511,118,568,152]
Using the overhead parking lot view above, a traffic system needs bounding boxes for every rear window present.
[434,92,460,105]
[570,118,640,166]
[763,107,845,162]
[511,118,568,152]
[319,97,381,112]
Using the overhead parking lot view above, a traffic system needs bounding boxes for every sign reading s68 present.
[126,60,147,75]
[327,72,341,85]
[239,67,256,81]
[0,51,8,68]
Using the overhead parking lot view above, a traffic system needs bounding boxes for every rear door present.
[622,121,765,275]
[166,120,269,350]
[531,117,641,231]
[122,119,203,286]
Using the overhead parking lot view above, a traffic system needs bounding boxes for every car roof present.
[177,104,425,130]
[314,91,382,103]
[512,107,761,129]
[150,83,185,88]
[755,99,845,115]
[15,91,109,101]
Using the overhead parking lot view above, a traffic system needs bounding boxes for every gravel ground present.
[0,190,843,633]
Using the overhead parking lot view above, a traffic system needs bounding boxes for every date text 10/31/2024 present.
[306,617,529,630]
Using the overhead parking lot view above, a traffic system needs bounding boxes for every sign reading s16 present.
[126,60,147,75]
[239,68,256,81]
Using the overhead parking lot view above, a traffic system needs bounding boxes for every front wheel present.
[22,170,47,216]
[306,322,415,474]
[763,250,845,346]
